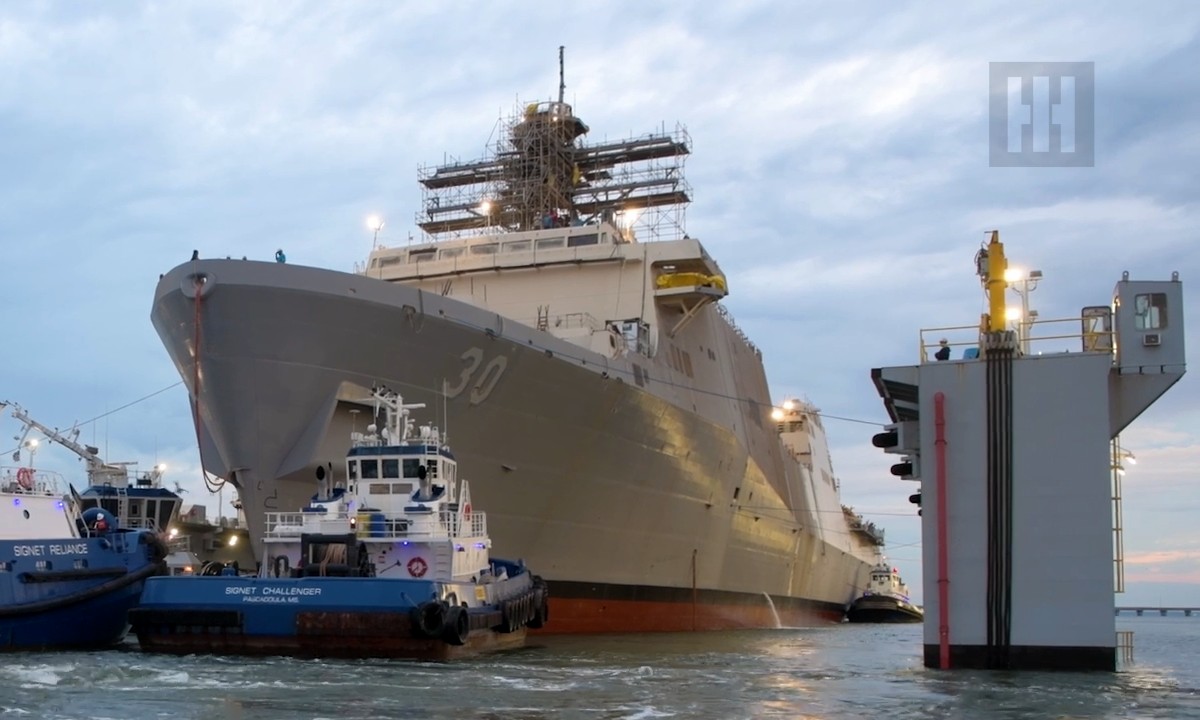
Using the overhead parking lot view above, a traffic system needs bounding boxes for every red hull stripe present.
[534,582,847,634]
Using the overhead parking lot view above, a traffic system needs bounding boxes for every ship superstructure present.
[151,69,880,631]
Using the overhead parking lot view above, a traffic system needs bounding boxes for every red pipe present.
[935,391,950,669]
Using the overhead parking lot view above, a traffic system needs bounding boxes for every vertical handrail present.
[1112,438,1126,593]
[935,391,951,669]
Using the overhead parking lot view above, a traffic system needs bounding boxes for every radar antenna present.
[558,45,566,104]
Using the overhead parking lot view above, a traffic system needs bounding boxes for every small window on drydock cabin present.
[1134,293,1167,330]
[348,462,358,480]
[504,240,531,252]
[402,458,422,478]
[408,249,436,263]
[440,247,464,259]
[470,243,498,255]
[567,233,599,247]
[383,459,399,478]
[361,459,380,479]
[536,237,565,250]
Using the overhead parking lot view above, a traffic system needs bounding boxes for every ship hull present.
[545,581,845,632]
[0,533,166,650]
[845,595,924,624]
[130,571,538,660]
[152,260,875,632]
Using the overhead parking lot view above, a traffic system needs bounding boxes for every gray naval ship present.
[151,87,882,632]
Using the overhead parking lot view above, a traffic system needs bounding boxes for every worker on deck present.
[934,338,951,361]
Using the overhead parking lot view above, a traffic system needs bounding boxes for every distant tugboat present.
[846,562,923,624]
[130,387,548,659]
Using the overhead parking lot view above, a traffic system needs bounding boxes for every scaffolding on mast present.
[415,48,691,243]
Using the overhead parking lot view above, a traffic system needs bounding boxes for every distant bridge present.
[1116,607,1200,617]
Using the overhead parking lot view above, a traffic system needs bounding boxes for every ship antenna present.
[441,378,449,447]
[558,45,565,104]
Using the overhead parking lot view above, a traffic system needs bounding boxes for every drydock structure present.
[872,233,1185,670]
[152,83,881,632]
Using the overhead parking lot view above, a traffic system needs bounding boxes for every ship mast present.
[558,45,565,104]
[415,49,692,241]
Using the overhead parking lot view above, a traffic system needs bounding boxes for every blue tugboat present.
[0,404,168,650]
[130,387,549,659]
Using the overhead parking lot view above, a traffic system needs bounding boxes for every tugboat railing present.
[918,316,1117,363]
[262,509,488,540]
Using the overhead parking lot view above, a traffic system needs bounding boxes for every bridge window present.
[567,234,599,247]
[382,459,399,478]
[402,459,422,479]
[361,460,379,480]
[348,462,358,480]
[1134,293,1167,330]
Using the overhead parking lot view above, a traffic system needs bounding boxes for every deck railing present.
[918,316,1116,363]
[263,508,487,540]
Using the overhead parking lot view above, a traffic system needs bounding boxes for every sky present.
[1,1,1197,607]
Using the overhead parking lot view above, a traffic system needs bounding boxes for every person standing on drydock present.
[934,338,951,361]
[275,248,287,263]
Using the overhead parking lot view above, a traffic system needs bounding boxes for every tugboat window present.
[383,459,399,478]
[402,459,422,478]
[361,460,379,480]
[348,462,358,480]
[427,460,438,479]
[1134,293,1167,330]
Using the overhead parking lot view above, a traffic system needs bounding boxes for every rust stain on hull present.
[133,610,527,660]
[530,597,844,634]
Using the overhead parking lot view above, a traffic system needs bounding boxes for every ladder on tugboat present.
[116,486,129,529]
[1112,436,1127,594]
